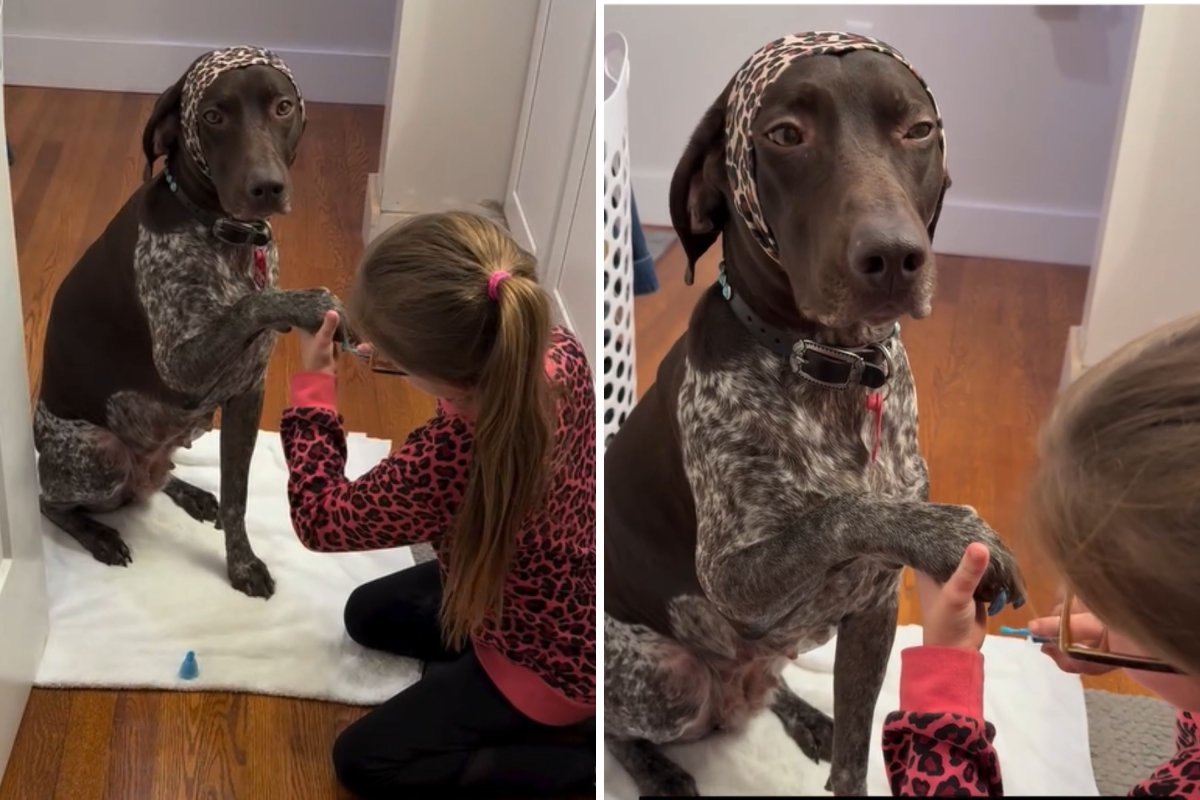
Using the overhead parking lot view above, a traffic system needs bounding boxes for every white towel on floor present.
[604,624,1099,797]
[35,430,421,706]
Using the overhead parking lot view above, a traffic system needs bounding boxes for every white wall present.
[375,0,539,217]
[604,4,1139,267]
[3,0,396,104]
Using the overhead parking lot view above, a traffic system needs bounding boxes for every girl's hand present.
[915,542,991,651]
[1028,605,1118,676]
[299,310,340,376]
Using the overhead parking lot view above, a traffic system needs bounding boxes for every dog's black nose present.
[247,172,286,200]
[249,180,285,199]
[848,219,929,290]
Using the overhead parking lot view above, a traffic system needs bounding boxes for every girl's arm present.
[882,647,1004,797]
[281,372,469,552]
[1125,711,1200,797]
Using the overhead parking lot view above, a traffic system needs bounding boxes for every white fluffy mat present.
[605,625,1099,797]
[35,430,421,705]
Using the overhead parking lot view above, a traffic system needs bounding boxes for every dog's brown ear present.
[927,172,952,242]
[669,82,732,285]
[142,75,185,181]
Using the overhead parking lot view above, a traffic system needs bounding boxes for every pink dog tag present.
[252,247,269,289]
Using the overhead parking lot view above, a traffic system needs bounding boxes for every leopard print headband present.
[725,31,948,263]
[181,46,306,177]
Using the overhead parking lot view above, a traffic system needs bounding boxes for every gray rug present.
[1085,689,1177,794]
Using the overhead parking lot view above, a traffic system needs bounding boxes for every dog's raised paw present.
[229,556,275,599]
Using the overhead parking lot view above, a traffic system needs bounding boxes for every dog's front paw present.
[282,288,352,343]
[229,556,275,599]
[827,769,867,796]
[924,505,1026,612]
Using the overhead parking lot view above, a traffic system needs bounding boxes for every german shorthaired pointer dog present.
[36,46,348,598]
[605,33,1026,796]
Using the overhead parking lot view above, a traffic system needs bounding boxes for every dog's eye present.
[905,122,935,140]
[765,125,804,147]
[275,99,295,117]
[202,109,223,126]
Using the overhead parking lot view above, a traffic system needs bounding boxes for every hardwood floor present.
[0,85,488,800]
[634,232,1150,698]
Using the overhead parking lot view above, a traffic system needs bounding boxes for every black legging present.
[333,560,595,797]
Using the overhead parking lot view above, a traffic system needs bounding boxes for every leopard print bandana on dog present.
[726,32,948,263]
[180,46,306,177]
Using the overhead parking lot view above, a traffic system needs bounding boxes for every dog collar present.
[724,32,948,265]
[717,263,896,390]
[180,46,305,179]
[163,165,273,249]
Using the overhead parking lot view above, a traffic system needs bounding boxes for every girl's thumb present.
[319,310,339,338]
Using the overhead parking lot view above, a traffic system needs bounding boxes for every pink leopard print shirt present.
[281,327,596,724]
[884,646,1200,796]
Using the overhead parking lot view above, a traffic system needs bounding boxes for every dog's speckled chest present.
[111,222,280,450]
[673,335,926,726]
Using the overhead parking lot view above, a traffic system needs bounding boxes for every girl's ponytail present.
[348,212,557,649]
[441,266,553,647]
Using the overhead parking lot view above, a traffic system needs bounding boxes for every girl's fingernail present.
[988,591,1008,617]
[1031,635,1054,644]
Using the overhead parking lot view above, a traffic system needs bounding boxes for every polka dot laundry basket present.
[603,31,634,448]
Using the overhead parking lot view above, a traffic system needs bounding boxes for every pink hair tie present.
[487,270,511,301]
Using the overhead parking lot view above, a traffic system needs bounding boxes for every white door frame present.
[504,0,597,365]
[1063,6,1200,383]
[0,6,50,777]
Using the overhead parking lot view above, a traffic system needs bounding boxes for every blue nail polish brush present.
[999,626,1054,644]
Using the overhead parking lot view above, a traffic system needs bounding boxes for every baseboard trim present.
[630,168,1099,268]
[504,190,537,258]
[2,33,389,105]
[551,288,574,337]
[362,174,508,245]
[1061,325,1086,390]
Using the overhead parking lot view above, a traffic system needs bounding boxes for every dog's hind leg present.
[39,499,130,566]
[608,739,698,797]
[772,683,834,764]
[34,403,132,566]
[605,613,708,796]
[163,476,219,524]
[827,594,899,795]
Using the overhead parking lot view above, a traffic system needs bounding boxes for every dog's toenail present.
[988,591,1008,616]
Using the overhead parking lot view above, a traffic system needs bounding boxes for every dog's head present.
[142,46,307,220]
[670,33,950,330]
